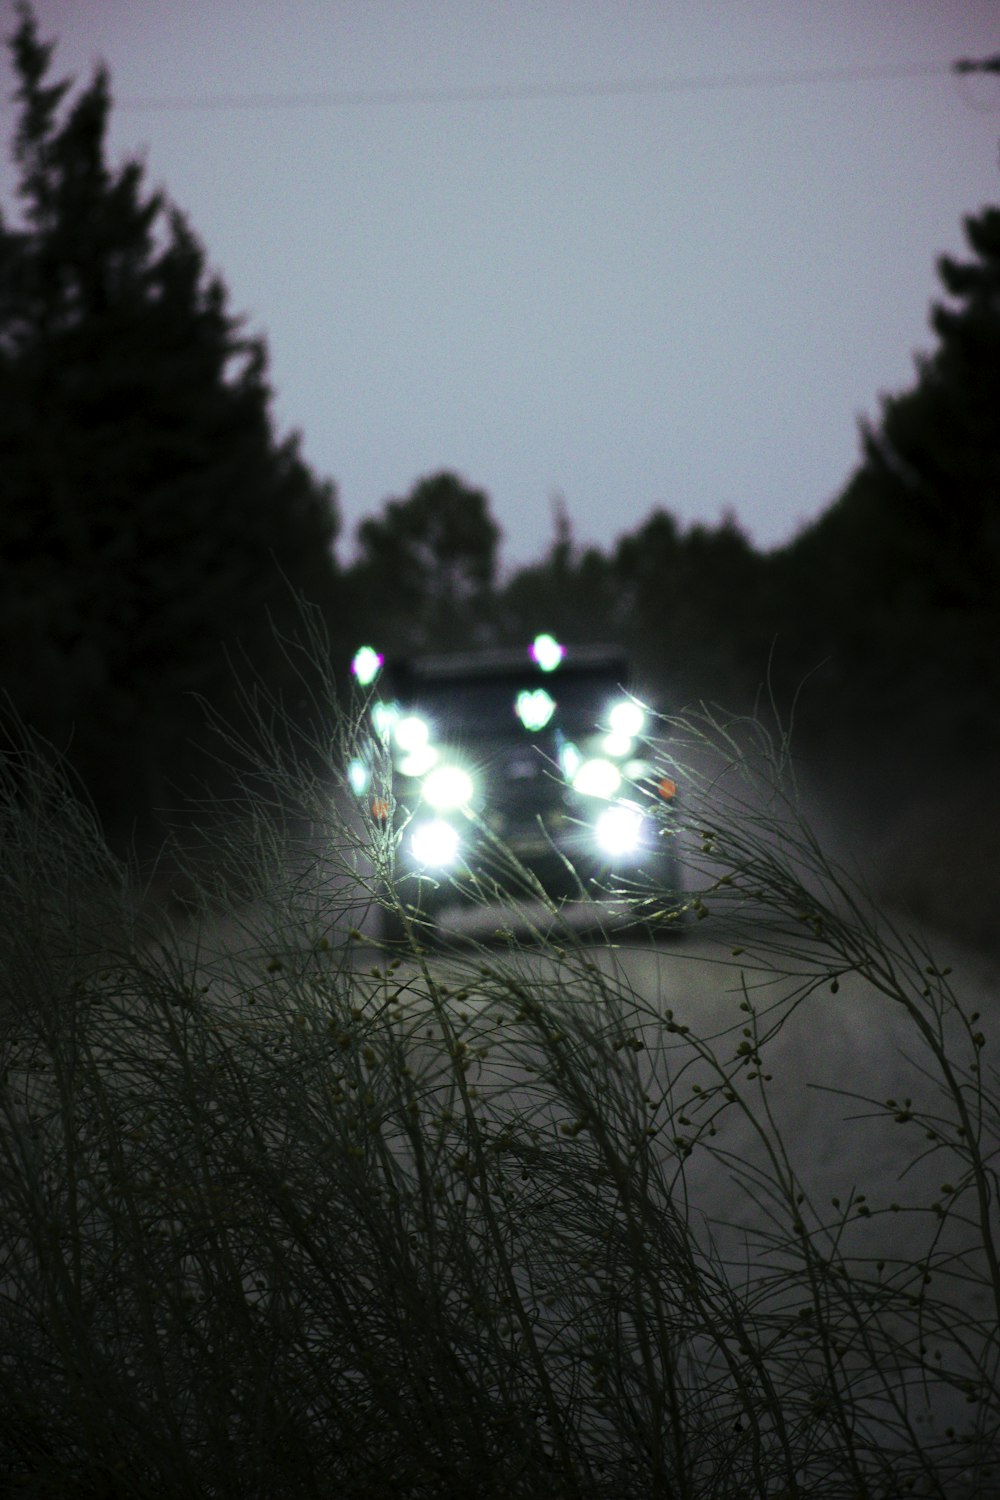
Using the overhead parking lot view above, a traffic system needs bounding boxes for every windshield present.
[399,662,632,743]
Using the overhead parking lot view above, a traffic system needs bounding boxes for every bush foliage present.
[0,686,996,1498]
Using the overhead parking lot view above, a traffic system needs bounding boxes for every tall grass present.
[0,665,996,1497]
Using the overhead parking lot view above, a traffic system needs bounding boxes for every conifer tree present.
[0,5,342,843]
[350,471,500,652]
[778,201,1000,758]
[495,499,618,653]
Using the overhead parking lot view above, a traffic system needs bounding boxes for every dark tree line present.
[2,2,997,860]
[772,204,1000,770]
[0,6,343,848]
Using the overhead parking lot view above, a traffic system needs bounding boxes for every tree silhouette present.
[609,509,766,709]
[497,498,618,650]
[776,201,1000,764]
[0,5,342,845]
[350,471,500,652]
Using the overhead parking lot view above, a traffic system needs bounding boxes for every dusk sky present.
[2,1,998,571]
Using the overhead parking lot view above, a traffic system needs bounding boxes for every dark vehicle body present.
[353,640,680,933]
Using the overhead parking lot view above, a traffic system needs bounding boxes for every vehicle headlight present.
[395,714,439,777]
[571,757,622,799]
[423,764,475,811]
[410,819,461,869]
[594,804,645,857]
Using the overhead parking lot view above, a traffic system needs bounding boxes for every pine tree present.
[777,201,1000,759]
[856,204,1000,612]
[0,5,342,844]
[607,509,767,708]
[350,471,500,652]
[496,499,618,651]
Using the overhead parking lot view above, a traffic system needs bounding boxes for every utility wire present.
[109,61,955,113]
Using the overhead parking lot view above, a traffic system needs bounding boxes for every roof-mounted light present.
[530,633,565,672]
[351,645,383,686]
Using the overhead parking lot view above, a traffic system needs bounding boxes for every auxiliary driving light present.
[395,714,438,776]
[608,700,646,738]
[423,764,475,811]
[399,745,438,778]
[571,757,622,800]
[410,819,461,869]
[394,714,430,752]
[602,731,633,758]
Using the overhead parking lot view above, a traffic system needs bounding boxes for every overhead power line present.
[110,61,953,113]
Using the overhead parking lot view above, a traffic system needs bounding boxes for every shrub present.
[0,687,995,1497]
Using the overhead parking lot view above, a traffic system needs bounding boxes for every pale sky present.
[2,1,998,572]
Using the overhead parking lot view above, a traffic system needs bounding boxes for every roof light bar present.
[530,633,565,672]
[351,645,383,686]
